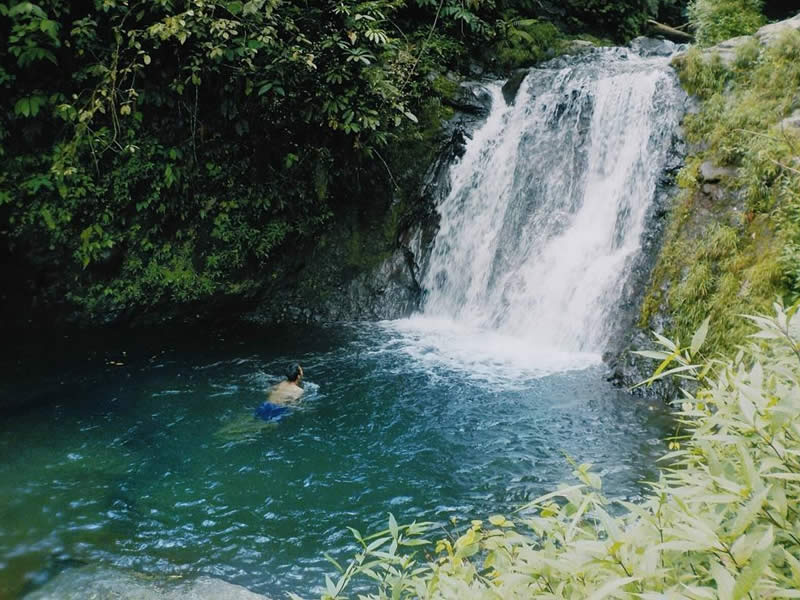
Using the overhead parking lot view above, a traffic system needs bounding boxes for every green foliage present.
[672,47,730,99]
[561,0,667,41]
[492,17,564,70]
[304,305,800,599]
[0,0,690,322]
[643,30,800,356]
[688,0,766,46]
[0,0,498,319]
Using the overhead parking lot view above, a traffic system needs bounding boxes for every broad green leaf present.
[652,330,678,352]
[14,97,30,117]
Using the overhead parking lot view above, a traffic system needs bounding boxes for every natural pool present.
[0,319,671,598]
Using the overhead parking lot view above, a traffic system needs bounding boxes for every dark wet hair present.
[286,362,302,382]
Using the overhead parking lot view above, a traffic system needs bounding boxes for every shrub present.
[492,18,564,69]
[688,0,767,46]
[302,304,800,599]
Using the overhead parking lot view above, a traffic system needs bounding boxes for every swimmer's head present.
[286,362,303,383]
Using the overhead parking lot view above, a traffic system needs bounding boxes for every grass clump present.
[688,0,767,46]
[301,305,800,600]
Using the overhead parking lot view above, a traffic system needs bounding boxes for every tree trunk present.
[646,19,694,42]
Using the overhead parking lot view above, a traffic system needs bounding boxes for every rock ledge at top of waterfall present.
[23,566,269,600]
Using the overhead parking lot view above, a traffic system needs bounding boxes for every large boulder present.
[24,566,269,600]
[701,35,754,67]
[629,36,678,57]
[754,12,800,45]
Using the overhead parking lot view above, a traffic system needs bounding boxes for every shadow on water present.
[0,322,672,599]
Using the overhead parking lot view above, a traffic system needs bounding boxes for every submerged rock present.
[24,566,269,600]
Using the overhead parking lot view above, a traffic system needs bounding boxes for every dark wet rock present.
[320,249,422,321]
[502,70,528,105]
[468,60,485,77]
[24,566,268,600]
[444,81,493,118]
[604,122,689,392]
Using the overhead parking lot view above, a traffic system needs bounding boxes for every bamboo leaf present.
[632,350,672,360]
[712,562,735,599]
[733,548,769,599]
[516,483,585,512]
[691,316,711,356]
[323,552,344,573]
[324,574,337,598]
[729,487,769,538]
[585,576,638,600]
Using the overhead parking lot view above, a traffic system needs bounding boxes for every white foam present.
[373,316,600,387]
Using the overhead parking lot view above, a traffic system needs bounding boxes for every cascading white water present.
[420,47,685,354]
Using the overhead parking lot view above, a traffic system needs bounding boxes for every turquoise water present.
[0,320,670,598]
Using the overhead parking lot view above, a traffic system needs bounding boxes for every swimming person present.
[268,363,304,404]
[254,363,304,422]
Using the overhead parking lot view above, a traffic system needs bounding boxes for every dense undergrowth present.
[641,27,800,356]
[306,303,800,599]
[689,0,766,46]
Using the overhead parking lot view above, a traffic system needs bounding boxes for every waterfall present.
[419,48,685,354]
